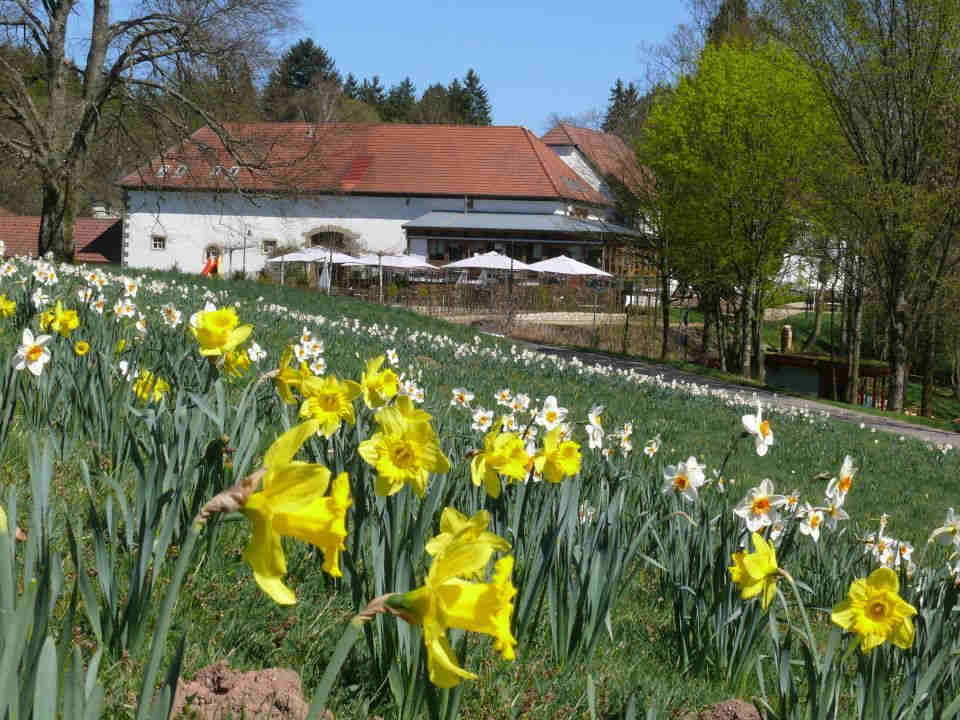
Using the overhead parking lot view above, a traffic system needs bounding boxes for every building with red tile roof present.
[541,123,649,202]
[118,122,647,275]
[0,216,121,264]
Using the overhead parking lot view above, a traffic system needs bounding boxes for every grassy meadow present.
[1,259,958,719]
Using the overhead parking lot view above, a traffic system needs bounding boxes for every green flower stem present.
[307,617,366,719]
[135,522,202,720]
[780,570,817,657]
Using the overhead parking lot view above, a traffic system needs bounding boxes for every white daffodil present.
[734,478,787,532]
[798,503,823,542]
[471,407,493,433]
[662,456,707,502]
[160,303,182,328]
[741,401,774,456]
[834,455,857,496]
[535,395,568,430]
[451,387,474,409]
[77,287,93,303]
[90,295,106,315]
[386,348,399,365]
[619,435,633,455]
[585,423,604,450]
[784,490,801,515]
[643,434,661,459]
[14,328,52,376]
[928,508,960,547]
[247,342,267,362]
[309,357,327,376]
[588,405,604,428]
[821,492,849,531]
[495,388,513,406]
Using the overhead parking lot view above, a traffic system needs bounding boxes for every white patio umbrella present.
[526,254,613,277]
[343,253,439,271]
[442,250,533,271]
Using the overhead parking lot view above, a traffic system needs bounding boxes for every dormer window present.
[155,164,170,177]
[227,166,240,178]
[175,164,188,177]
[211,165,224,177]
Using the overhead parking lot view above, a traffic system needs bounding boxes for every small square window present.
[261,239,278,255]
[151,235,166,251]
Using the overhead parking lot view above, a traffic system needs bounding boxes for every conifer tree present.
[383,77,417,122]
[463,69,492,125]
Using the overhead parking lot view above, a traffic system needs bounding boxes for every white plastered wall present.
[123,191,565,275]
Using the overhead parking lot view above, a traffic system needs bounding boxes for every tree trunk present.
[921,312,938,417]
[887,288,909,411]
[660,270,671,360]
[38,177,76,262]
[701,301,713,357]
[750,285,765,383]
[740,289,752,378]
[718,306,728,373]
[802,285,824,352]
[844,270,864,404]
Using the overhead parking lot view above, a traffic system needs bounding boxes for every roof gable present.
[541,123,649,197]
[118,123,611,207]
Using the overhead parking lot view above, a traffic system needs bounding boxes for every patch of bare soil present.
[694,699,764,720]
[171,661,312,720]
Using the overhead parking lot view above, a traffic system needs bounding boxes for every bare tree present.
[0,0,294,260]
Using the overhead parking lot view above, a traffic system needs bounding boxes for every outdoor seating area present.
[264,249,621,310]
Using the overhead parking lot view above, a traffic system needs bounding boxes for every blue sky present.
[299,0,692,132]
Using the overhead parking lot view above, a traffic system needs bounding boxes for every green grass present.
[2,266,959,718]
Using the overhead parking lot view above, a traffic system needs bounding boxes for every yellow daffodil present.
[132,370,170,403]
[387,508,516,687]
[274,346,311,404]
[830,567,917,652]
[729,531,780,611]
[241,420,352,604]
[360,355,399,409]
[357,396,450,497]
[533,427,582,484]
[116,338,127,353]
[470,426,530,499]
[190,306,253,357]
[223,349,252,378]
[48,300,79,338]
[0,293,15,318]
[298,374,362,437]
[73,340,90,356]
[424,508,509,561]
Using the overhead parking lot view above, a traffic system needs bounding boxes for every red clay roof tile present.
[541,123,650,197]
[117,123,611,207]
[0,217,120,263]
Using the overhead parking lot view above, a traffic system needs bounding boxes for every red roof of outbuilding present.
[117,123,611,207]
[0,216,121,264]
[541,123,649,197]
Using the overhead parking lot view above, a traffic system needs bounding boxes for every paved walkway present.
[521,341,958,447]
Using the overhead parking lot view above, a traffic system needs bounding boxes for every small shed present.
[765,353,892,408]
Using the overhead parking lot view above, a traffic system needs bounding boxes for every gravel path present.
[521,341,958,447]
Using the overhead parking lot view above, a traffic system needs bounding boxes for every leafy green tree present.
[415,83,454,124]
[640,41,834,379]
[767,0,960,410]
